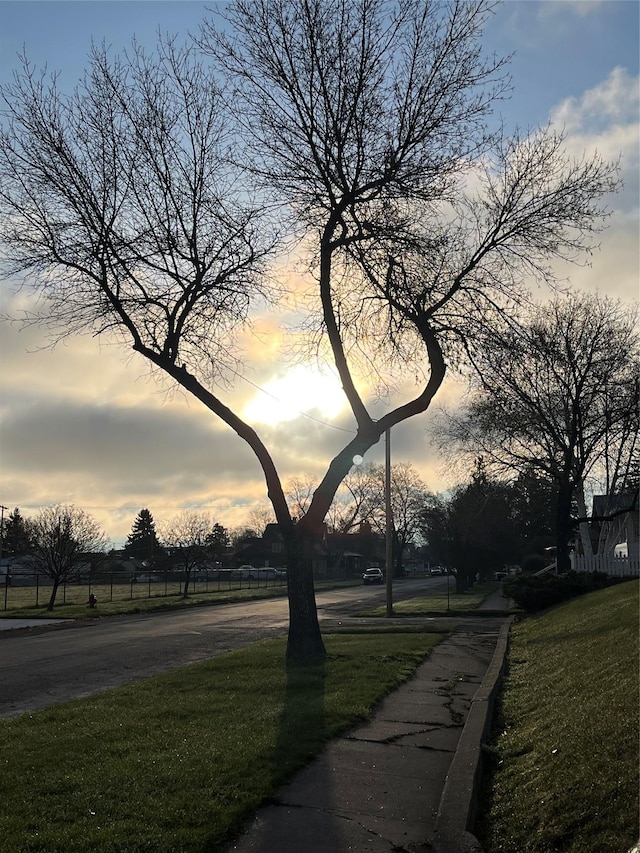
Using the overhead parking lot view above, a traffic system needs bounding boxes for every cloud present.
[551,67,640,135]
[494,0,606,53]
[538,0,604,21]
[545,67,639,293]
[0,390,264,537]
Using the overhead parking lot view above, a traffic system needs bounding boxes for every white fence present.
[570,553,640,578]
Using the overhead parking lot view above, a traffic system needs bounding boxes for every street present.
[0,578,446,718]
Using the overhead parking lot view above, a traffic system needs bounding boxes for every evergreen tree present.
[125,509,160,562]
[420,464,521,592]
[3,507,32,557]
[511,469,557,556]
[205,523,229,564]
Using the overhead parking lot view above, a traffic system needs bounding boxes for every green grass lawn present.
[363,581,503,616]
[478,579,639,853]
[1,579,358,620]
[0,628,446,852]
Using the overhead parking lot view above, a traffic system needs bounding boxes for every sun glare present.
[243,365,346,425]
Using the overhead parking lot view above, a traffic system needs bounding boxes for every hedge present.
[502,570,619,613]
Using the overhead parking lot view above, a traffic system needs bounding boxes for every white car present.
[363,567,384,585]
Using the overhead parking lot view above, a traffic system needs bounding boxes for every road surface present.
[0,578,446,718]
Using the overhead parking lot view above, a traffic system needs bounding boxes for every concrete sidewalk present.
[222,604,511,853]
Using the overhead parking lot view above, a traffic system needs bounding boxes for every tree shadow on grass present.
[256,659,350,852]
[272,660,328,784]
[203,660,334,853]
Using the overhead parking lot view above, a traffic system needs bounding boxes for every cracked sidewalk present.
[221,618,507,853]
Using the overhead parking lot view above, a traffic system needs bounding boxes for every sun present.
[243,364,346,425]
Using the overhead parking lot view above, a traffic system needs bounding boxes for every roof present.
[592,491,638,518]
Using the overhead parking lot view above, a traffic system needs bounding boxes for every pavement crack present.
[418,744,455,754]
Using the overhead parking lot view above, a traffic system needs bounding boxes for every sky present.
[0,0,638,548]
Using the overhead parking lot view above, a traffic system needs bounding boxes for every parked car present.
[363,567,384,585]
[430,566,445,576]
[255,568,278,580]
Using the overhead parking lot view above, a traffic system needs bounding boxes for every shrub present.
[503,571,616,613]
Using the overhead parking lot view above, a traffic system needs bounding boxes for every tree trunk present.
[47,579,60,611]
[575,482,594,557]
[285,531,326,665]
[555,484,574,574]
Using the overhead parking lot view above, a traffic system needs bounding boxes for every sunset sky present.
[0,1,638,547]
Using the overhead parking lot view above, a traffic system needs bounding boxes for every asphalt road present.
[0,578,446,718]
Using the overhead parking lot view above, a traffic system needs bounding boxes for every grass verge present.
[478,579,639,853]
[363,581,502,616]
[1,580,358,621]
[0,627,446,852]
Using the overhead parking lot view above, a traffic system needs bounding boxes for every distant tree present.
[325,464,383,534]
[161,511,213,597]
[419,492,454,567]
[2,507,32,558]
[246,505,276,536]
[287,475,318,522]
[420,464,520,591]
[125,509,161,563]
[205,523,230,565]
[439,292,639,572]
[0,2,618,662]
[229,526,260,547]
[387,463,432,577]
[326,461,429,576]
[26,505,108,610]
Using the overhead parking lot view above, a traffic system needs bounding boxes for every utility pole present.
[385,429,393,617]
[0,504,7,566]
[0,504,7,606]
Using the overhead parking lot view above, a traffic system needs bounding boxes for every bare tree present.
[1,2,618,662]
[246,504,277,535]
[325,463,384,534]
[437,292,640,572]
[161,510,214,597]
[26,505,108,610]
[386,462,431,576]
[326,462,429,575]
[287,474,318,521]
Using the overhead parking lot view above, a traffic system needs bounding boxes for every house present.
[232,523,336,577]
[232,524,287,568]
[571,490,640,577]
[230,519,392,580]
[325,522,386,577]
[590,491,639,558]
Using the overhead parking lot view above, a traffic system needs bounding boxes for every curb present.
[431,616,513,853]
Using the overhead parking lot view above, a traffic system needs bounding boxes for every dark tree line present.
[0,505,233,609]
[420,465,557,592]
